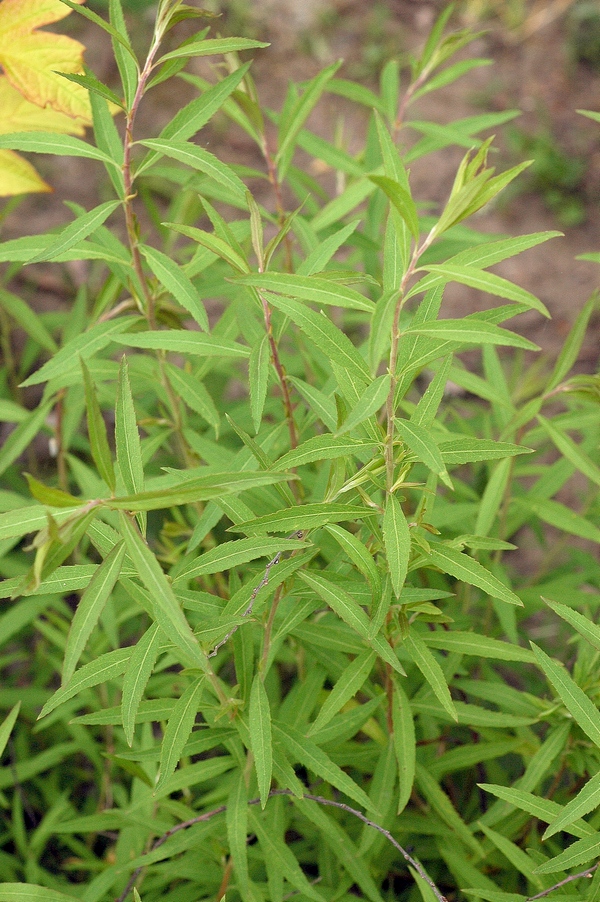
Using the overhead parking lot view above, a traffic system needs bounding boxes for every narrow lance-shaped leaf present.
[392,680,415,814]
[383,493,410,598]
[115,355,145,531]
[227,772,251,898]
[141,244,209,331]
[38,647,131,719]
[395,419,452,488]
[29,200,120,265]
[121,622,162,746]
[0,703,20,759]
[62,540,125,685]
[309,649,376,736]
[531,642,600,749]
[273,720,376,814]
[155,678,205,794]
[427,544,523,606]
[249,675,272,808]
[403,631,457,721]
[249,334,269,434]
[544,772,600,840]
[81,357,116,492]
[119,512,207,671]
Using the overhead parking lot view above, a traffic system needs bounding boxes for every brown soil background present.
[4,0,600,369]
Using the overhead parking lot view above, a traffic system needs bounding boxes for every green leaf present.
[297,219,362,276]
[109,0,139,107]
[174,536,306,582]
[0,288,57,353]
[477,822,541,888]
[0,505,82,543]
[109,470,292,511]
[537,415,600,488]
[249,334,270,433]
[276,61,341,179]
[392,680,415,815]
[544,772,600,840]
[227,772,250,898]
[237,272,374,313]
[546,293,598,392]
[369,175,419,240]
[166,363,220,435]
[119,512,207,670]
[274,435,375,470]
[531,642,600,748]
[423,631,534,663]
[477,784,593,839]
[264,294,370,383]
[403,631,456,721]
[139,140,247,203]
[20,318,135,388]
[141,245,209,331]
[249,676,272,808]
[156,37,269,64]
[113,330,249,358]
[232,503,367,535]
[249,809,326,902]
[325,524,381,599]
[514,496,600,543]
[38,647,131,719]
[0,133,118,165]
[81,357,116,492]
[24,474,82,509]
[115,356,145,528]
[383,494,410,598]
[62,541,125,685]
[438,437,531,465]
[0,885,82,902]
[308,649,376,735]
[395,419,452,487]
[418,264,550,318]
[533,832,600,875]
[337,374,390,435]
[416,764,482,855]
[121,623,162,746]
[273,721,376,813]
[29,202,120,265]
[0,398,54,477]
[427,544,523,606]
[403,318,539,351]
[298,570,404,675]
[155,678,205,793]
[0,704,20,760]
[164,222,250,273]
[543,597,600,655]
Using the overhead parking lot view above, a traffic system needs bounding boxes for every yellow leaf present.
[0,148,50,195]
[0,0,91,121]
[0,76,88,135]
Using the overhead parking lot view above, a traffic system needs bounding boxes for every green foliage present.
[0,4,599,902]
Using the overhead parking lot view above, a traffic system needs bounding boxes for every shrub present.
[0,3,599,902]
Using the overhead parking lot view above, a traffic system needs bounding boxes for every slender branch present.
[114,789,449,902]
[527,862,599,900]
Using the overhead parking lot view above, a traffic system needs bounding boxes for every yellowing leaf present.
[0,0,91,120]
[0,147,50,195]
[0,1,93,196]
[0,77,88,136]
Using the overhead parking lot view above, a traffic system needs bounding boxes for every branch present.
[527,862,599,900]
[114,788,449,902]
